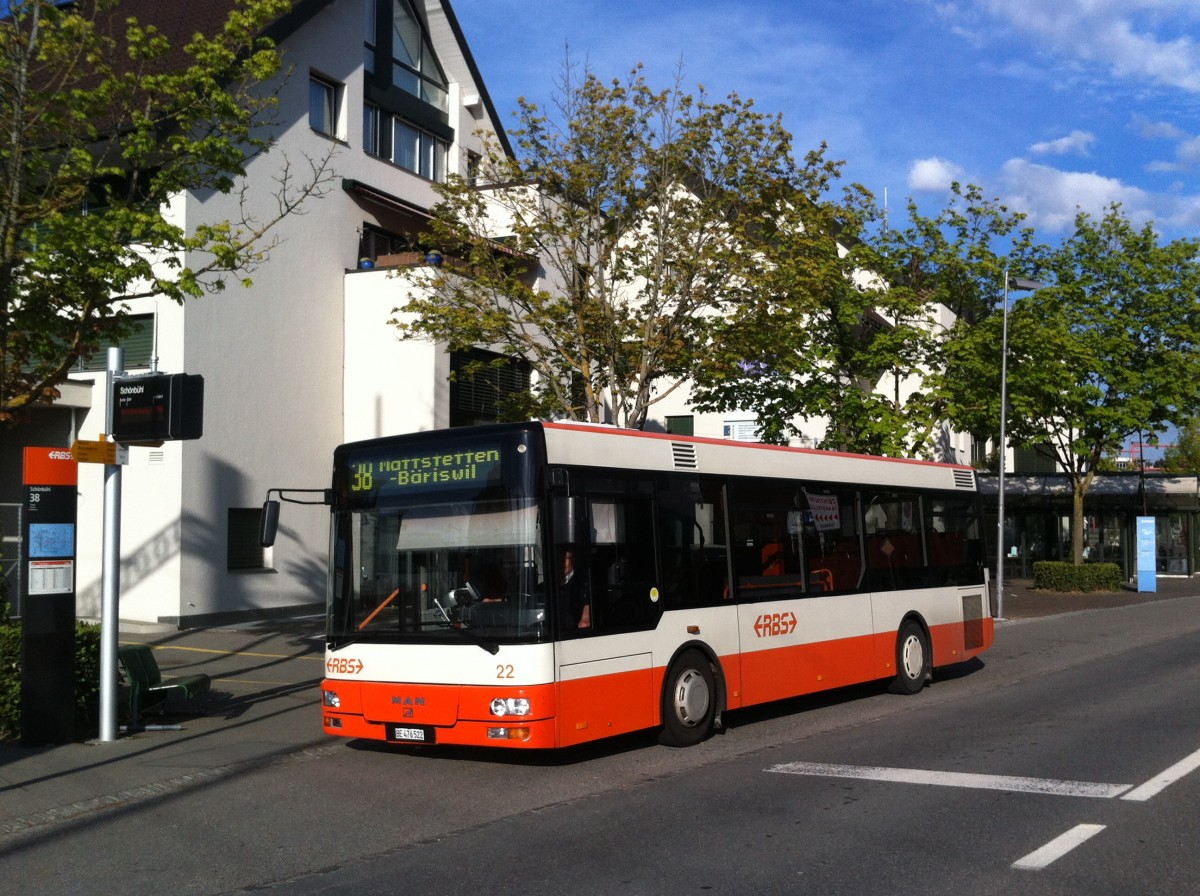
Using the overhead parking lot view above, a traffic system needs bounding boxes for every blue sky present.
[451,0,1200,244]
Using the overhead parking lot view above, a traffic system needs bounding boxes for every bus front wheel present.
[659,650,716,747]
[888,621,930,695]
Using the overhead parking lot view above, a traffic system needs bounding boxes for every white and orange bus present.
[317,421,992,749]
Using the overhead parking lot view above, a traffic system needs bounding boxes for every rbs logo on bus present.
[754,612,797,638]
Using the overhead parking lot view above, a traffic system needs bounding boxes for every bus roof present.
[541,421,978,493]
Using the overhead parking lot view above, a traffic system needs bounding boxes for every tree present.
[689,153,933,454]
[873,183,1034,457]
[689,180,1031,456]
[0,0,332,424]
[882,182,1034,327]
[1161,420,1200,473]
[941,205,1200,563]
[396,62,794,428]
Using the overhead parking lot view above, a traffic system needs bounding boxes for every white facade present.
[27,0,513,625]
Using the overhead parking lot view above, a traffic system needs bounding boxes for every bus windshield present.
[327,428,547,647]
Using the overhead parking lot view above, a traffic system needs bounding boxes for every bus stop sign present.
[111,373,203,442]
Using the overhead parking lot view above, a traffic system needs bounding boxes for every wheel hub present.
[901,635,925,679]
[673,668,711,727]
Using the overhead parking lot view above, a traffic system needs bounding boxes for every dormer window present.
[365,0,448,113]
[363,0,454,180]
[390,0,448,111]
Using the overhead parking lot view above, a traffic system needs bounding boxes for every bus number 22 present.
[496,664,514,679]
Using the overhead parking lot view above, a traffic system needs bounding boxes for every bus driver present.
[560,549,591,629]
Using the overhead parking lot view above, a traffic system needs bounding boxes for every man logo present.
[391,695,425,706]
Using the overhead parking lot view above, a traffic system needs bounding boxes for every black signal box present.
[111,373,204,442]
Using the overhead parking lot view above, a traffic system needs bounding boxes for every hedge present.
[0,622,102,742]
[1032,561,1123,593]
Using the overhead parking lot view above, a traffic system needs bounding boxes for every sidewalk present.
[3,579,1198,841]
[1,616,329,841]
[999,575,1200,619]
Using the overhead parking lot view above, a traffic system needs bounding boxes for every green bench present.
[118,643,211,725]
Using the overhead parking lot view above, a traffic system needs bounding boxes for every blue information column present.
[20,447,79,746]
[1136,516,1157,594]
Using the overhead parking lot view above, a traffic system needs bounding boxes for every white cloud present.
[1146,135,1200,173]
[1177,136,1200,166]
[1030,130,1095,156]
[981,0,1200,93]
[1132,114,1186,141]
[999,158,1154,231]
[907,157,965,192]
[1159,192,1200,233]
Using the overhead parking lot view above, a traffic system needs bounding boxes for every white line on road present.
[766,762,1133,799]
[1013,824,1106,870]
[1121,745,1200,802]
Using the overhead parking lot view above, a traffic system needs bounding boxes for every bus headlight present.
[323,689,342,709]
[489,697,531,717]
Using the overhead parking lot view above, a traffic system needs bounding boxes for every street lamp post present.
[995,270,1044,621]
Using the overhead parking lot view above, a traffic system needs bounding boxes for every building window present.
[666,415,694,436]
[309,73,343,138]
[77,314,154,370]
[1014,444,1057,474]
[228,508,271,571]
[363,0,449,112]
[450,348,532,427]
[363,0,377,73]
[359,223,415,262]
[364,103,448,181]
[362,0,453,179]
[392,118,445,180]
[363,103,380,155]
[387,0,448,111]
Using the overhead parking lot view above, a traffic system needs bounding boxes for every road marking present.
[1013,824,1106,870]
[1121,745,1200,802]
[769,748,1200,874]
[766,762,1132,798]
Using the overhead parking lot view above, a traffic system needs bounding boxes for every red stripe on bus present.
[322,614,993,749]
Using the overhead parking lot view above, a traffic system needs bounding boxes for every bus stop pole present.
[98,347,124,742]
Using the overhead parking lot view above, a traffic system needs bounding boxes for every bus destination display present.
[349,446,502,494]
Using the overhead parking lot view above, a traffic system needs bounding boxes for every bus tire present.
[659,650,716,747]
[888,620,930,695]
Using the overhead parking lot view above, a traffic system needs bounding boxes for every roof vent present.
[672,442,698,469]
[953,470,976,490]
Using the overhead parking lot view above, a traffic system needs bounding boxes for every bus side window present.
[586,497,659,632]
[656,476,730,609]
[558,486,659,636]
[797,487,864,593]
[863,491,923,591]
[728,480,805,601]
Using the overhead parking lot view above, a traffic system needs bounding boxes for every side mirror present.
[259,499,281,547]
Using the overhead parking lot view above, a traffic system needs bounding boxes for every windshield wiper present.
[437,614,499,655]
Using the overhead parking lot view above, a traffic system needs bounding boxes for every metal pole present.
[98,347,124,742]
[996,271,1011,620]
[993,273,1046,619]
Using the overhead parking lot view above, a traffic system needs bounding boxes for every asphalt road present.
[4,595,1200,895]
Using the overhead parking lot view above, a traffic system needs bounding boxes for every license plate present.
[388,724,434,744]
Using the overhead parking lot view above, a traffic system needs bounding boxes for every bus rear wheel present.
[659,650,716,747]
[888,621,930,695]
